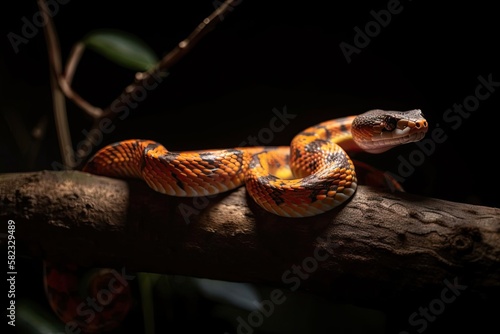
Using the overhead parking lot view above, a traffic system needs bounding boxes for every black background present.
[2,1,499,333]
[2,0,499,207]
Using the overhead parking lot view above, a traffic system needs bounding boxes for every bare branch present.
[101,0,240,117]
[39,0,241,168]
[57,42,105,119]
[2,170,499,307]
[58,74,103,119]
[37,0,73,168]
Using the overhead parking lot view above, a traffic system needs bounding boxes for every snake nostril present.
[415,121,428,129]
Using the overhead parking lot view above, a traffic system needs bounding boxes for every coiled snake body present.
[45,109,428,331]
[82,109,428,216]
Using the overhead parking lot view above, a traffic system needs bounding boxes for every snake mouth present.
[367,130,427,153]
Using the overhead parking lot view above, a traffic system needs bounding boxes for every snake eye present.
[383,116,397,131]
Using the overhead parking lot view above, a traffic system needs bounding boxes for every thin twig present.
[39,0,240,169]
[58,76,103,119]
[100,0,240,117]
[37,0,73,168]
[64,42,84,85]
[60,42,104,119]
[85,0,240,167]
[157,0,239,77]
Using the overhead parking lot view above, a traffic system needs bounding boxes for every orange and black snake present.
[44,109,428,331]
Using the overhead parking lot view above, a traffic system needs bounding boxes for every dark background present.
[2,0,500,206]
[2,1,499,333]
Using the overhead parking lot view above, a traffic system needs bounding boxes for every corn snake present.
[45,109,428,332]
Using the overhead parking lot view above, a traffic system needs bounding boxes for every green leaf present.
[193,278,262,311]
[17,299,65,334]
[83,29,158,71]
[137,272,163,334]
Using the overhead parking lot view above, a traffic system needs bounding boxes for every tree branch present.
[1,171,499,307]
[36,0,240,168]
[37,0,73,168]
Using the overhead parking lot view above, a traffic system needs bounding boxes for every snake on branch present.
[44,109,428,332]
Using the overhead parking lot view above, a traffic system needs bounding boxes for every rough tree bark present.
[1,171,499,308]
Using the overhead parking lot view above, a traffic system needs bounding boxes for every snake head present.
[352,109,428,153]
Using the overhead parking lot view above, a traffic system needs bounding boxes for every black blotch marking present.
[313,124,331,139]
[340,124,348,132]
[325,150,350,169]
[305,140,324,153]
[140,142,160,172]
[308,160,318,172]
[304,140,336,172]
[158,152,180,165]
[224,149,245,173]
[143,143,160,153]
[258,175,285,206]
[170,171,185,191]
[199,152,218,167]
[248,154,261,169]
[305,140,351,169]
[154,152,181,177]
[306,176,336,202]
[225,149,243,156]
[131,141,140,150]
[248,150,273,169]
[299,131,317,137]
